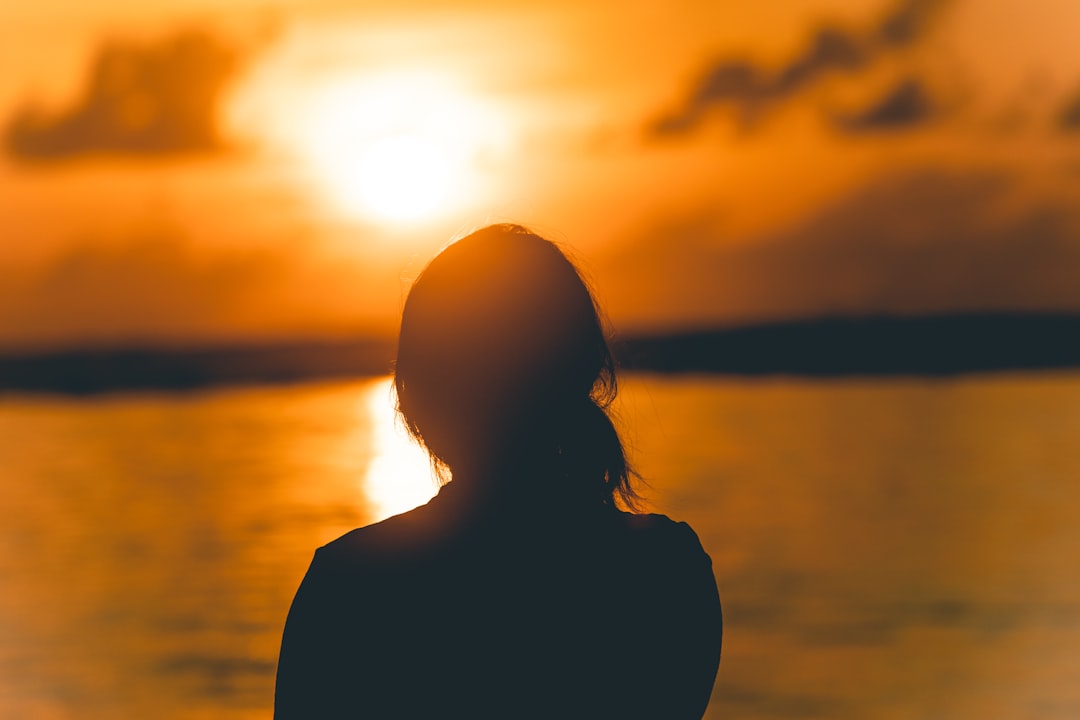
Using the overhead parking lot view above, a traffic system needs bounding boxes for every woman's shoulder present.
[610,510,713,564]
[311,498,449,571]
[619,509,705,539]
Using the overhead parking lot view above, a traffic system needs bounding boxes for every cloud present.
[876,0,943,46]
[4,29,238,161]
[1058,85,1080,130]
[0,233,400,349]
[600,169,1080,329]
[835,78,937,132]
[648,0,948,138]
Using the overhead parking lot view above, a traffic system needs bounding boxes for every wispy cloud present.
[602,169,1080,327]
[0,232,395,349]
[4,29,238,162]
[648,0,949,138]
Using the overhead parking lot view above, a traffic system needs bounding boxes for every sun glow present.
[363,378,438,521]
[295,72,505,223]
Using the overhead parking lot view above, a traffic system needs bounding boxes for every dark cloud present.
[876,0,942,46]
[835,78,936,132]
[649,0,948,138]
[773,27,868,96]
[600,170,1080,329]
[1058,85,1080,130]
[4,29,238,162]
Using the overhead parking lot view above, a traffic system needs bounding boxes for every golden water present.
[1,373,1078,718]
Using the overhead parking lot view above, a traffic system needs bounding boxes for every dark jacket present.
[275,481,722,719]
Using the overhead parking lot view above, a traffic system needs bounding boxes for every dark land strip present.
[2,314,1078,395]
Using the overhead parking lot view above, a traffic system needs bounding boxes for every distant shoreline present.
[612,313,1080,377]
[2,313,1079,395]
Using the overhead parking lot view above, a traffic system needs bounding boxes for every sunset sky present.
[2,0,1080,350]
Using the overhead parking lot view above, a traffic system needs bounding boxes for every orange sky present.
[2,0,1080,349]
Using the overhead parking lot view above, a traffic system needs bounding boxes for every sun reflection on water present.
[362,378,439,521]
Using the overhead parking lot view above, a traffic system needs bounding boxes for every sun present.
[295,72,502,224]
[306,122,453,223]
[355,134,450,221]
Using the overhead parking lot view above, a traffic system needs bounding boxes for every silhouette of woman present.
[275,224,722,719]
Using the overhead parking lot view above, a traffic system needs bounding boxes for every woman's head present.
[394,224,635,507]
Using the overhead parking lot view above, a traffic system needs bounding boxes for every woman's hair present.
[394,223,638,509]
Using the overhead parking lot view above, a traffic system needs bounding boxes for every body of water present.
[1,373,1078,718]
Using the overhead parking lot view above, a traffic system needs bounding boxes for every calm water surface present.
[1,373,1078,719]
